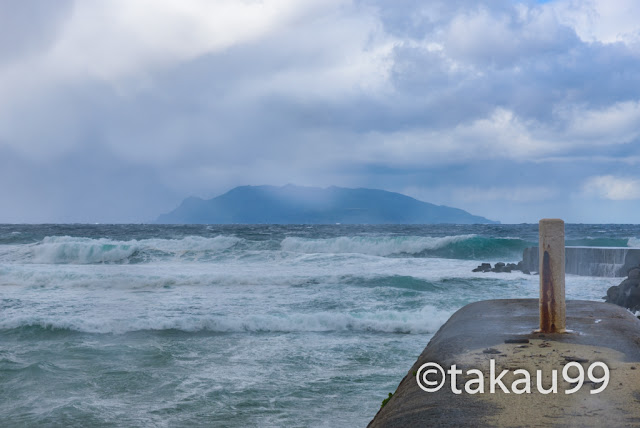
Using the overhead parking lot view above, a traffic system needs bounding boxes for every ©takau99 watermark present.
[416,360,609,395]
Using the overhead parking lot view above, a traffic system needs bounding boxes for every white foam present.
[0,255,486,291]
[280,235,476,256]
[0,306,450,335]
[26,235,242,264]
[628,237,640,247]
[146,235,242,253]
[32,236,139,264]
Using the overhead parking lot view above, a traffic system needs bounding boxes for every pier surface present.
[369,299,640,427]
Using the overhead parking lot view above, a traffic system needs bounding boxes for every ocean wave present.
[565,237,632,247]
[281,235,530,260]
[31,236,139,264]
[28,235,242,264]
[340,275,442,291]
[0,307,450,335]
[281,235,476,256]
[6,233,539,264]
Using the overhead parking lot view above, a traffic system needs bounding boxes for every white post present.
[539,219,566,333]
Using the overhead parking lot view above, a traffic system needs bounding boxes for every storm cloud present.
[1,0,640,223]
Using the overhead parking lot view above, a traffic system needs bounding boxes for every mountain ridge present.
[155,185,499,224]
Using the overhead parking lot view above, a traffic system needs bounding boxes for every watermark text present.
[415,360,609,395]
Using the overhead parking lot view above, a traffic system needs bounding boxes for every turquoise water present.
[0,224,632,426]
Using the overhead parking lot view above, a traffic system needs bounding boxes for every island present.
[155,184,499,224]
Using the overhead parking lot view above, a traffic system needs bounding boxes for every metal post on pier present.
[539,219,566,333]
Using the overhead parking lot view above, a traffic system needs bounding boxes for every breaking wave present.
[281,235,476,256]
[13,232,626,264]
[281,235,531,259]
[0,307,450,335]
[28,235,242,264]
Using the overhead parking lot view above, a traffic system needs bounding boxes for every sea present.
[0,223,636,427]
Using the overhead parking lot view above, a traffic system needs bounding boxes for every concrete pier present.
[371,219,640,426]
[368,299,640,427]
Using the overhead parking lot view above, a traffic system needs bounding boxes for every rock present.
[605,268,640,312]
[473,263,494,273]
[522,269,531,275]
[491,262,505,273]
[630,282,640,301]
[473,261,521,274]
[605,285,619,304]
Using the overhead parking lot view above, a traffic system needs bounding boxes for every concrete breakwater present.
[370,221,640,426]
[521,246,640,277]
[368,299,640,427]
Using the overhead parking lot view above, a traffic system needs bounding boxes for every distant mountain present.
[155,185,499,224]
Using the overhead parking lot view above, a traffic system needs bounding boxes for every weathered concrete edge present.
[368,299,640,427]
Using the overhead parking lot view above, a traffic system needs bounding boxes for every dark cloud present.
[0,0,640,222]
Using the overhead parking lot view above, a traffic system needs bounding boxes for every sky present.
[1,0,640,224]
